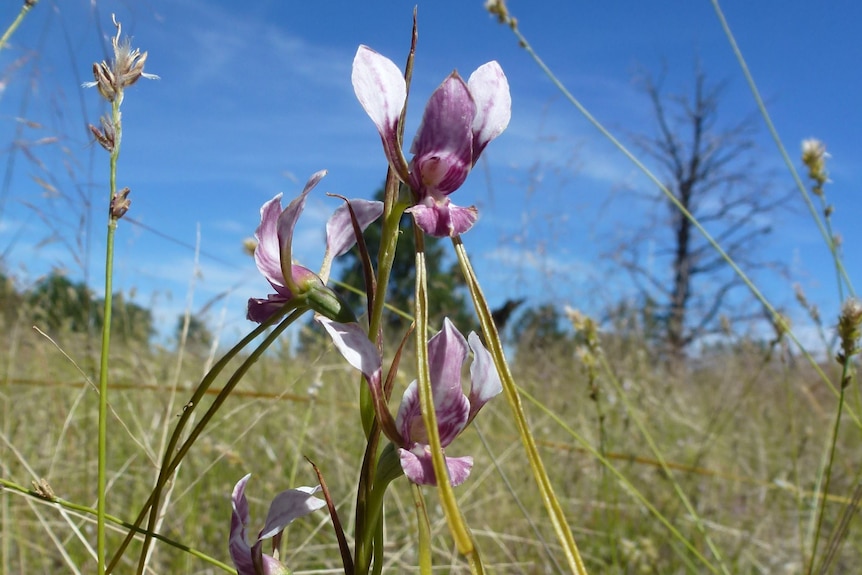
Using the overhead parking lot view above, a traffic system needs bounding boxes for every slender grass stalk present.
[451,237,588,574]
[132,307,302,574]
[489,6,860,430]
[0,477,235,572]
[513,384,723,573]
[709,0,855,300]
[807,362,852,574]
[410,483,433,575]
[106,305,300,572]
[0,0,37,52]
[96,92,122,575]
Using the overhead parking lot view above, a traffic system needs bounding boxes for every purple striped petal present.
[407,200,478,238]
[467,61,511,162]
[258,485,325,541]
[398,447,474,486]
[276,171,326,291]
[326,199,384,258]
[408,73,475,195]
[316,317,382,385]
[467,331,502,423]
[254,194,287,290]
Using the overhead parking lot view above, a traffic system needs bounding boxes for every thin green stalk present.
[0,478,235,573]
[452,237,588,575]
[415,231,485,572]
[709,0,854,299]
[97,94,122,575]
[0,0,37,52]
[414,234,471,551]
[133,308,301,574]
[808,364,851,575]
[106,306,300,572]
[410,484,433,575]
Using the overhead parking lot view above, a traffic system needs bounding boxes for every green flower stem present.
[415,231,483,571]
[362,175,407,436]
[354,423,384,575]
[0,0,37,52]
[97,95,122,574]
[452,236,587,575]
[133,307,302,574]
[807,363,851,575]
[410,483,433,575]
[0,478,235,573]
[106,305,301,573]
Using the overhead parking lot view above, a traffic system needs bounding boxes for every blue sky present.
[1,0,859,346]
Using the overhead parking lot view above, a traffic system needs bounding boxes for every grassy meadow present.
[1,1,860,574]
[2,311,859,573]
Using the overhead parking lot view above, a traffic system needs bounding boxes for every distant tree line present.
[0,270,154,343]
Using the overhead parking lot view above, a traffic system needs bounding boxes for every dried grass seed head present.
[84,15,158,102]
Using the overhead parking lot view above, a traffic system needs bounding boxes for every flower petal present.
[352,46,411,182]
[247,293,290,323]
[409,72,476,195]
[254,194,287,289]
[398,447,473,486]
[468,61,511,162]
[258,485,326,542]
[395,380,423,444]
[428,319,468,395]
[276,170,327,291]
[407,200,478,238]
[467,331,503,423]
[325,199,384,258]
[229,475,255,575]
[316,317,382,385]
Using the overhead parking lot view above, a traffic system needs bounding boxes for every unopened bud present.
[89,115,116,152]
[110,187,131,219]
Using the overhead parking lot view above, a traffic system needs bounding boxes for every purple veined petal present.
[352,46,411,183]
[254,194,287,289]
[407,197,479,238]
[468,61,511,162]
[409,72,476,195]
[229,474,256,575]
[426,319,471,444]
[325,199,384,258]
[276,170,327,291]
[398,447,474,486]
[395,380,423,445]
[258,486,326,542]
[467,331,503,423]
[427,318,468,399]
[395,377,468,448]
[316,317,382,385]
[247,294,290,323]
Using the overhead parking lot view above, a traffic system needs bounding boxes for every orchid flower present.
[229,474,326,575]
[352,45,511,237]
[318,317,502,486]
[247,170,383,323]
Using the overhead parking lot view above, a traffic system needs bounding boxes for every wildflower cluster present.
[225,31,511,575]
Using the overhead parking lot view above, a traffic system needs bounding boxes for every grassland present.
[2,314,858,573]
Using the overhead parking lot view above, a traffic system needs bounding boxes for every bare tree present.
[617,67,787,359]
